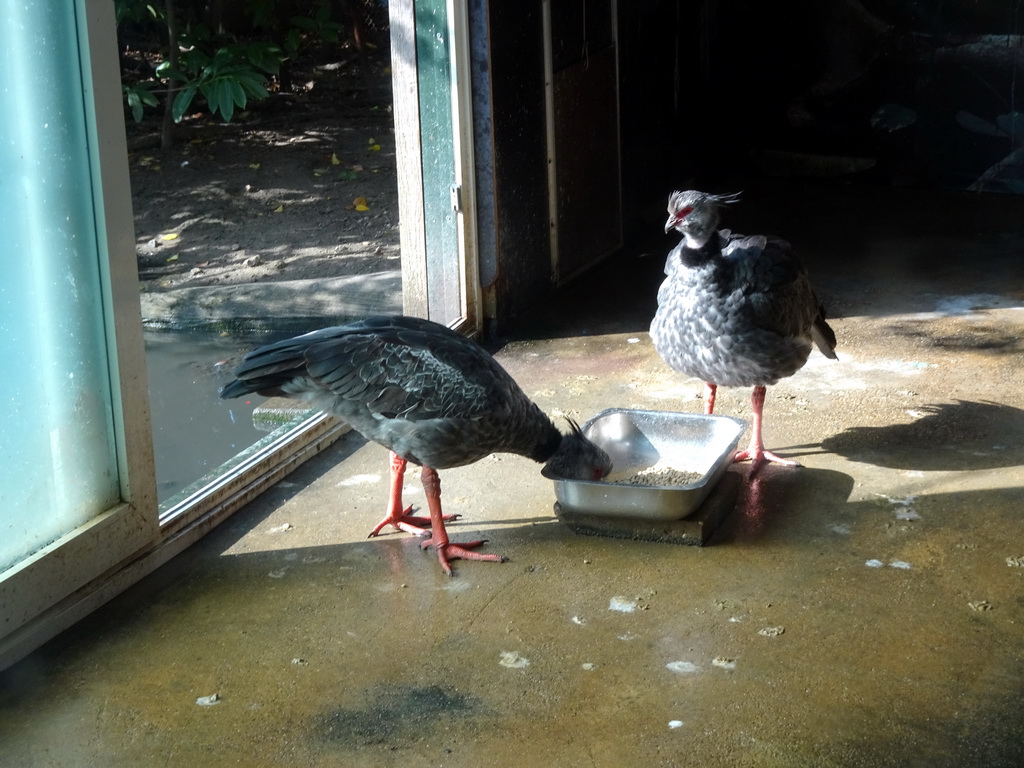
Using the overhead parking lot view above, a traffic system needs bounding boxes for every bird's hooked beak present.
[664,214,678,234]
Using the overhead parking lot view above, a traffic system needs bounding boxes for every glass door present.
[157,0,479,533]
[1,0,480,669]
[0,0,158,665]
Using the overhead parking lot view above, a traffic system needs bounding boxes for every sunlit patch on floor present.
[932,294,1022,315]
[335,473,381,487]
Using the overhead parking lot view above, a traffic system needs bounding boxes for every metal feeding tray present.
[545,408,747,521]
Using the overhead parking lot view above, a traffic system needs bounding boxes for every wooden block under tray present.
[554,469,741,546]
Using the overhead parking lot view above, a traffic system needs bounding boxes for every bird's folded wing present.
[305,332,494,422]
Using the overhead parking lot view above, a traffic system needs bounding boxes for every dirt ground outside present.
[129,46,400,303]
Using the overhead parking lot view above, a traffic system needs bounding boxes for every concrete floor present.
[3,181,1024,767]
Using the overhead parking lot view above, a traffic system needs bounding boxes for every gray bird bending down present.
[650,191,837,473]
[220,315,612,575]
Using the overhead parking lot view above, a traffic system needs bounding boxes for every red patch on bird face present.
[592,467,606,481]
[678,205,693,218]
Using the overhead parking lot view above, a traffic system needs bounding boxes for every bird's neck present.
[684,231,714,250]
[530,427,564,464]
[675,233,721,268]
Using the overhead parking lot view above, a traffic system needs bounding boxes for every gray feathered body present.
[651,217,837,388]
[221,315,606,476]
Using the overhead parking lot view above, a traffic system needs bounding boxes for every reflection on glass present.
[145,334,297,504]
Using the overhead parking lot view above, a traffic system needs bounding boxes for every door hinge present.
[450,183,462,213]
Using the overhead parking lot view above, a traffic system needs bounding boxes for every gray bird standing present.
[220,315,612,575]
[650,191,837,472]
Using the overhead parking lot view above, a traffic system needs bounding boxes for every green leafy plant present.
[123,81,159,122]
[115,0,161,25]
[158,42,281,123]
[286,2,345,53]
[116,0,349,134]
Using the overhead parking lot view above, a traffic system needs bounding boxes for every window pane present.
[0,2,120,571]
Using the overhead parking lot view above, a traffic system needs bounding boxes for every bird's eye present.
[593,467,606,481]
[679,206,694,217]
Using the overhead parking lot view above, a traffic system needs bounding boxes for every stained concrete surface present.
[2,181,1024,767]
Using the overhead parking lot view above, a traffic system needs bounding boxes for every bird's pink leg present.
[418,467,505,576]
[704,382,717,415]
[367,452,460,537]
[733,386,799,474]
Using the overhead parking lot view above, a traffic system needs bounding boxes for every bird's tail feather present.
[219,340,312,399]
[812,314,838,360]
[219,379,258,399]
